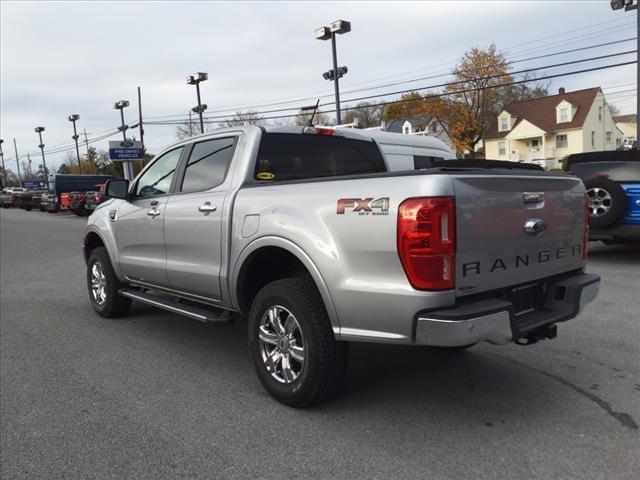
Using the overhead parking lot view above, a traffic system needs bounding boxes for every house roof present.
[386,115,434,133]
[485,87,601,140]
[614,114,637,124]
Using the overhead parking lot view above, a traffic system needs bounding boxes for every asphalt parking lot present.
[1,208,638,480]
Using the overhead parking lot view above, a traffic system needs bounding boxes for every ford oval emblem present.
[524,218,548,236]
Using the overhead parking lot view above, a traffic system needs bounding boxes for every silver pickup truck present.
[83,125,600,406]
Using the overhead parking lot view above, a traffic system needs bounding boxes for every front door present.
[164,136,237,300]
[114,146,184,286]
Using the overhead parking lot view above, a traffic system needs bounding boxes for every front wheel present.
[248,277,348,407]
[86,247,131,318]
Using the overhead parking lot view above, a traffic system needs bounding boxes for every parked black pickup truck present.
[15,189,48,211]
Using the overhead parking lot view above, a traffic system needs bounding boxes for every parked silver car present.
[83,125,600,406]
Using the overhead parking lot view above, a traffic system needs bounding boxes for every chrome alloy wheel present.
[90,262,107,306]
[258,305,306,384]
[587,187,612,217]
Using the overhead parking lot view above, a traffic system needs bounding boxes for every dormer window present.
[559,108,569,123]
[402,121,412,135]
[498,113,511,132]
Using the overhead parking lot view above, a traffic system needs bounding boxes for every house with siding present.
[384,115,456,153]
[614,114,637,149]
[484,87,622,169]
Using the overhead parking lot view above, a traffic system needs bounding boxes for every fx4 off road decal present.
[337,197,389,216]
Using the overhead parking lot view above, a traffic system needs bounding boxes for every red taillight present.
[397,197,456,291]
[583,193,589,260]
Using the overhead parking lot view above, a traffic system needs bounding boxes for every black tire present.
[39,206,45,212]
[248,277,348,407]
[25,206,32,211]
[584,178,626,229]
[86,247,131,318]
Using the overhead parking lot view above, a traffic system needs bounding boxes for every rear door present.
[164,136,238,300]
[452,173,586,297]
[114,146,184,286]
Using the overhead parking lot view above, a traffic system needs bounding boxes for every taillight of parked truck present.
[583,193,589,261]
[397,197,456,291]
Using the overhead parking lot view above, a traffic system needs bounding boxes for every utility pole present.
[12,138,21,184]
[189,110,193,136]
[137,86,145,149]
[27,153,33,178]
[83,128,90,155]
[0,139,6,187]
[35,127,49,189]
[68,114,82,173]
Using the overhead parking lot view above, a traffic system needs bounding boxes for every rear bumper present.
[416,272,600,347]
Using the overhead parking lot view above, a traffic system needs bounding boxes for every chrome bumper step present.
[119,288,234,325]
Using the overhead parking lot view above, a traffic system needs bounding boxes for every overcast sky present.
[1,0,637,172]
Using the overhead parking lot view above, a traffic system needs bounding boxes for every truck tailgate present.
[452,174,586,297]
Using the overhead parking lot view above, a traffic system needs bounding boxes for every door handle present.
[147,208,161,218]
[198,202,217,214]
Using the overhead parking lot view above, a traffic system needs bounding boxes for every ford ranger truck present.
[82,126,600,407]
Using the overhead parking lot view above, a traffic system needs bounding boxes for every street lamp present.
[315,19,351,125]
[0,139,6,187]
[34,127,49,188]
[68,114,82,173]
[611,0,639,150]
[113,100,134,180]
[186,72,208,134]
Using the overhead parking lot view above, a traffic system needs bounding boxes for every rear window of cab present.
[254,133,387,182]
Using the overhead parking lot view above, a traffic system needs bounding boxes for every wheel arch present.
[231,236,341,331]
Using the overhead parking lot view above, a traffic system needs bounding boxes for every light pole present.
[35,127,49,189]
[0,139,6,187]
[611,0,639,150]
[68,114,82,173]
[113,100,134,180]
[12,139,21,184]
[186,72,208,134]
[315,20,351,125]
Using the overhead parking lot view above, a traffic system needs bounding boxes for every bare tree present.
[608,103,621,118]
[294,109,331,126]
[343,102,383,128]
[222,110,264,127]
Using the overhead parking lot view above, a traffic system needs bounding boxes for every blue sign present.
[109,148,146,161]
[22,180,45,189]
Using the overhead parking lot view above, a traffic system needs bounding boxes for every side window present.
[413,155,445,169]
[181,137,236,192]
[135,147,183,198]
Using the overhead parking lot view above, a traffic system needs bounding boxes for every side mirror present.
[105,179,130,199]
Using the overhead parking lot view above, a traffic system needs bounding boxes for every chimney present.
[558,87,565,95]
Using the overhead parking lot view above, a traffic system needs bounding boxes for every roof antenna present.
[300,99,320,127]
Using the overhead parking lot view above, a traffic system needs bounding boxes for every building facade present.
[484,87,623,169]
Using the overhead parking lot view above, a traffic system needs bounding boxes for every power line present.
[144,50,637,124]
[142,20,635,121]
[143,60,636,126]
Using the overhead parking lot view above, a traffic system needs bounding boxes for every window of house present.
[591,131,596,147]
[559,108,569,123]
[135,147,183,198]
[181,137,236,192]
[430,123,438,133]
[616,138,622,147]
[498,141,506,156]
[598,106,603,122]
[556,134,568,148]
[500,117,509,131]
[606,131,612,144]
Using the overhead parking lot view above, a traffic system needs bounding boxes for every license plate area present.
[510,282,542,317]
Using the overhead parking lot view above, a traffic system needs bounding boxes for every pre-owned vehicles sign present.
[108,140,145,161]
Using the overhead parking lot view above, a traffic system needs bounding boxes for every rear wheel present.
[25,206,32,211]
[248,277,348,407]
[584,178,626,229]
[39,206,45,212]
[86,247,131,318]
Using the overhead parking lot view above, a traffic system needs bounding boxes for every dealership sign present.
[108,140,145,161]
[22,180,45,189]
